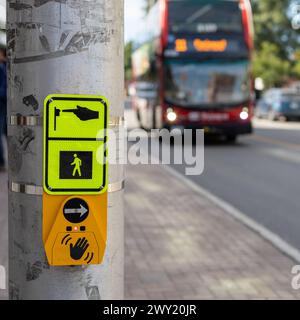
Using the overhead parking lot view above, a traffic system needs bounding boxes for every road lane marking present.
[249,134,300,165]
[163,163,300,264]
[264,148,300,165]
[250,134,300,151]
[0,265,5,290]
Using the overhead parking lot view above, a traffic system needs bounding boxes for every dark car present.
[256,89,300,121]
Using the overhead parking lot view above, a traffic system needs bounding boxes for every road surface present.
[170,119,300,250]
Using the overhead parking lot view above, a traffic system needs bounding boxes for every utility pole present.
[7,0,124,300]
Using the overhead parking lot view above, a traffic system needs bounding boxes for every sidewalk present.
[0,171,7,300]
[124,163,300,300]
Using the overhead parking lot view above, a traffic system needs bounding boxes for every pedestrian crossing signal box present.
[43,94,109,266]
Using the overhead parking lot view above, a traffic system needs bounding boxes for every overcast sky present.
[125,0,144,43]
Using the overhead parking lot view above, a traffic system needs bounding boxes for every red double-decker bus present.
[131,0,254,141]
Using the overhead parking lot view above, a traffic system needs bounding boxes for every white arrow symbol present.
[64,205,88,218]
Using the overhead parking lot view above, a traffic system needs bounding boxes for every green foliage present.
[125,41,133,81]
[252,0,297,60]
[143,0,157,14]
[252,0,300,88]
[253,42,291,88]
[293,50,300,76]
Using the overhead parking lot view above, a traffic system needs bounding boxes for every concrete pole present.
[7,0,124,300]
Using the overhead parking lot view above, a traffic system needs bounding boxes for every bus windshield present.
[164,59,250,107]
[168,0,243,34]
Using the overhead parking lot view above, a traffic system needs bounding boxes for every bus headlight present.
[240,110,249,120]
[167,110,177,122]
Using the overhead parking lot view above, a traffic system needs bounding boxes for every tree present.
[293,50,300,76]
[125,41,133,81]
[252,0,300,88]
[144,0,157,14]
[253,42,291,88]
[252,0,297,60]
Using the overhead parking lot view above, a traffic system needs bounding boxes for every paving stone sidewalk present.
[124,164,300,300]
[0,171,8,300]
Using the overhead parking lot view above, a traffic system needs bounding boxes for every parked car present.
[256,88,300,121]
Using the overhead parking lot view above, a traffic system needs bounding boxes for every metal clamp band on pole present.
[109,116,125,128]
[9,115,125,128]
[10,115,43,126]
[108,180,125,193]
[10,182,43,196]
[10,180,125,195]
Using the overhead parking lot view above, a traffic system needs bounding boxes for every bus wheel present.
[226,135,237,143]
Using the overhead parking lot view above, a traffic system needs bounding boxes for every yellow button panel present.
[43,193,107,266]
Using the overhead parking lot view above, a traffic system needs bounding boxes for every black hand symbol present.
[70,237,89,260]
[62,106,99,121]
